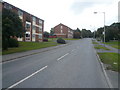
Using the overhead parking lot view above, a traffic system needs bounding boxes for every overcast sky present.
[3,0,119,32]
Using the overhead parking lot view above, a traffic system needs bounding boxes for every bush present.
[8,38,19,47]
[2,38,8,50]
[43,38,48,42]
[57,38,66,44]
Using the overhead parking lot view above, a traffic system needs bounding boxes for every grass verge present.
[94,45,110,50]
[98,53,119,72]
[92,41,99,44]
[48,38,80,41]
[2,41,60,55]
[104,41,120,49]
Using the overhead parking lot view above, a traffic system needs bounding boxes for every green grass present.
[98,53,120,72]
[94,45,110,50]
[104,41,120,49]
[2,41,60,55]
[48,38,80,40]
[92,41,99,44]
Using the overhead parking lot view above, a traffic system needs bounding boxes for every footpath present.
[94,39,119,88]
[2,44,68,63]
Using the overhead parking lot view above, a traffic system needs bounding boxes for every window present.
[32,34,35,38]
[32,25,36,30]
[39,28,42,32]
[18,10,23,17]
[61,30,63,33]
[39,20,42,24]
[39,34,42,39]
[26,23,30,29]
[33,17,36,22]
[25,34,30,37]
[61,26,63,29]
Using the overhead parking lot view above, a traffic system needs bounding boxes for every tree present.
[96,22,120,42]
[81,29,92,38]
[50,28,54,36]
[2,8,23,50]
[43,31,49,38]
[73,28,81,38]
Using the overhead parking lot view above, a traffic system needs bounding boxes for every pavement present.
[93,39,119,88]
[2,38,117,89]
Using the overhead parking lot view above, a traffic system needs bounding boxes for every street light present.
[94,12,106,46]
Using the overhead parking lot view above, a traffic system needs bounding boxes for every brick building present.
[53,23,73,38]
[2,1,44,42]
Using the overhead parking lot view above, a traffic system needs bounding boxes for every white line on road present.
[6,65,48,89]
[57,53,69,61]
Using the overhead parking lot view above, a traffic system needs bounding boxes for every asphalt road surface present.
[2,38,109,88]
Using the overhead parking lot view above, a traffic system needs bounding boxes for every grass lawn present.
[94,45,110,50]
[2,41,60,55]
[98,53,120,72]
[104,41,120,49]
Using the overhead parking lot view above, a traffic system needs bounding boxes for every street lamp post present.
[94,12,106,47]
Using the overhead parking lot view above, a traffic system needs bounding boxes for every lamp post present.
[94,12,106,47]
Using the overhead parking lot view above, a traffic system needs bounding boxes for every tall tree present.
[2,8,24,50]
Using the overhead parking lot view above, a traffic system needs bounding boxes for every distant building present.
[53,23,73,38]
[2,1,44,42]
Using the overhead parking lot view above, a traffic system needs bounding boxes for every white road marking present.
[6,66,48,89]
[57,53,69,61]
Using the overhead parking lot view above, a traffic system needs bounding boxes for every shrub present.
[43,38,48,42]
[2,38,8,50]
[8,38,19,47]
[57,38,66,44]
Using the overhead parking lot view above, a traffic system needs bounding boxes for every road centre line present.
[57,53,69,61]
[6,66,48,89]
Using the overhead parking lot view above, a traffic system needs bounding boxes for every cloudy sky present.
[3,0,119,32]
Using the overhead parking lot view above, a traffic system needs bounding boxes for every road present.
[2,38,109,88]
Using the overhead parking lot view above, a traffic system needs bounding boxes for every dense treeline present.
[95,22,120,42]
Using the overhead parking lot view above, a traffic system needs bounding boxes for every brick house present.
[53,23,73,38]
[2,1,44,42]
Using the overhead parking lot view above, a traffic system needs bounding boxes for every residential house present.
[53,23,73,38]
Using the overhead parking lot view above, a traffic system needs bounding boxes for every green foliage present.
[81,29,93,38]
[2,38,8,50]
[96,22,120,42]
[57,38,66,44]
[3,41,60,55]
[50,28,54,36]
[8,38,19,47]
[2,8,23,50]
[94,45,110,50]
[98,53,119,72]
[43,31,49,38]
[73,28,81,38]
